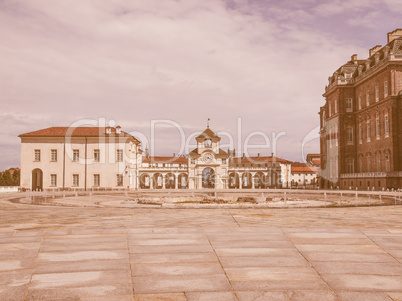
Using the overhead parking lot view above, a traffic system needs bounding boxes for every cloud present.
[0,0,400,169]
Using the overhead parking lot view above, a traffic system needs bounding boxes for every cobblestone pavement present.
[0,193,401,300]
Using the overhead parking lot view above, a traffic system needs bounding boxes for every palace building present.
[19,126,291,191]
[319,29,402,190]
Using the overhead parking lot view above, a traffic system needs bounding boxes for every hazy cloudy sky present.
[1,0,401,169]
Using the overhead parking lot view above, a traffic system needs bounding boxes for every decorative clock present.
[202,152,214,163]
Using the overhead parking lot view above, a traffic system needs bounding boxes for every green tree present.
[2,170,12,186]
[0,173,4,186]
[11,169,20,186]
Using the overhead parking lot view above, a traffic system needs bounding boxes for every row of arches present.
[139,173,188,189]
[228,172,278,189]
[139,169,280,189]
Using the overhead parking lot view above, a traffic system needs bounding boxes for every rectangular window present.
[94,174,100,187]
[385,114,389,138]
[73,149,79,162]
[116,174,123,186]
[50,174,57,187]
[347,158,354,173]
[366,92,370,106]
[367,120,371,142]
[359,124,363,144]
[347,127,353,144]
[116,149,123,162]
[346,98,353,112]
[34,149,41,162]
[334,100,337,113]
[94,149,100,162]
[50,149,57,162]
[358,95,362,110]
[72,174,79,187]
[222,159,226,164]
[335,125,338,146]
[329,129,332,148]
[384,80,388,98]
[329,102,332,116]
[191,159,195,164]
[375,86,379,102]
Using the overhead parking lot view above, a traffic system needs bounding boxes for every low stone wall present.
[0,186,19,193]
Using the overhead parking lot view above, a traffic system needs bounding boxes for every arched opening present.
[153,173,163,189]
[202,168,215,188]
[139,174,150,189]
[242,172,252,189]
[229,172,239,189]
[165,173,175,189]
[254,172,265,189]
[32,168,43,191]
[178,173,188,189]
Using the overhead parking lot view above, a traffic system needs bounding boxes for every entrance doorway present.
[202,167,215,188]
[32,169,43,191]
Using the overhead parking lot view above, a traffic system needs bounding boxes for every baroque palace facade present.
[320,29,402,190]
[19,126,291,191]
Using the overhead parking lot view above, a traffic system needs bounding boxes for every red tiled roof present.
[291,166,318,173]
[143,156,188,164]
[188,148,229,158]
[19,127,139,142]
[230,156,291,164]
[196,128,220,140]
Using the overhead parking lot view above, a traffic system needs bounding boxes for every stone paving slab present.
[132,274,232,294]
[0,197,401,300]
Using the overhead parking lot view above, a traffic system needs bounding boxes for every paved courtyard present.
[0,193,402,301]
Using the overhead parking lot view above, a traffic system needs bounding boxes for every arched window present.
[385,151,391,172]
[384,111,389,138]
[376,114,380,140]
[347,158,354,173]
[366,119,371,142]
[376,152,381,172]
[204,139,212,148]
[367,154,372,172]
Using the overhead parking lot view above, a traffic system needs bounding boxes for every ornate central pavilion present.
[138,127,287,189]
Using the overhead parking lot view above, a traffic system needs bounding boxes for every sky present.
[1,0,401,170]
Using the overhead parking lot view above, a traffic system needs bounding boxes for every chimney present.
[242,153,245,159]
[351,54,357,63]
[173,153,175,157]
[369,45,382,57]
[257,153,260,157]
[116,125,122,135]
[387,29,402,43]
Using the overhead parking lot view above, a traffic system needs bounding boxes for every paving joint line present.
[204,231,240,301]
[278,227,342,301]
[23,233,44,301]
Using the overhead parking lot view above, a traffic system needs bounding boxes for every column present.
[251,174,255,189]
[150,174,153,190]
[175,174,178,189]
[239,173,242,189]
[162,174,166,189]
